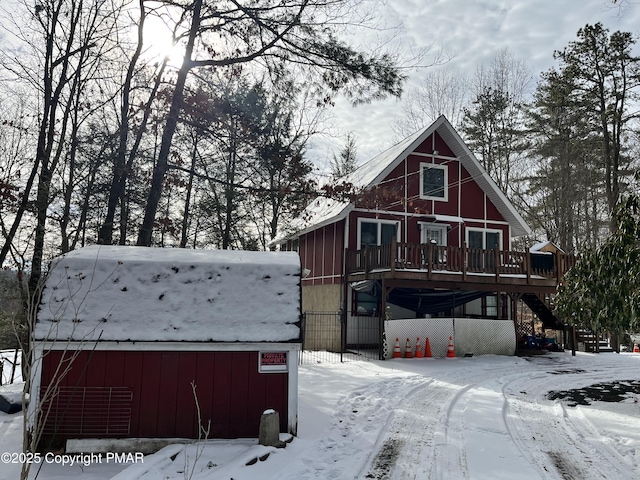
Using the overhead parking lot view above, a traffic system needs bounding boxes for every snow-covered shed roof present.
[272,115,530,244]
[529,240,565,254]
[35,245,301,343]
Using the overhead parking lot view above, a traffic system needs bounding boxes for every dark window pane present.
[360,222,378,247]
[380,223,396,245]
[468,231,483,249]
[486,232,500,249]
[422,167,445,198]
[355,292,378,315]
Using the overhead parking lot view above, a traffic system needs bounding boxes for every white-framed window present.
[466,227,502,250]
[419,163,448,201]
[419,223,447,246]
[485,295,498,317]
[357,218,399,249]
[466,227,503,270]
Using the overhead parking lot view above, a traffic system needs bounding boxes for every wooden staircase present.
[522,292,561,329]
[576,330,614,353]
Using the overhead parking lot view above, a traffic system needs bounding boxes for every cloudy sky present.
[312,0,640,173]
[2,0,639,175]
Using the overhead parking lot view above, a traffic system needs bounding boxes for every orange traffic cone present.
[634,343,639,353]
[404,338,413,358]
[393,338,402,358]
[424,337,433,358]
[414,338,423,358]
[446,336,456,358]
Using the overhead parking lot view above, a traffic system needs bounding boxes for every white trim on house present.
[419,162,448,202]
[270,115,531,246]
[356,218,401,248]
[465,226,504,250]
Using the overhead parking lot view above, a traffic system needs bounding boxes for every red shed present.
[30,246,301,452]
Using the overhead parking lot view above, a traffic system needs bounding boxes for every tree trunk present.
[180,137,198,248]
[98,0,147,245]
[137,0,203,246]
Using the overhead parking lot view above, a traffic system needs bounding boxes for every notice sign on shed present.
[259,351,288,373]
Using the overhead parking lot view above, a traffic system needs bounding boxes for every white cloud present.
[314,0,640,168]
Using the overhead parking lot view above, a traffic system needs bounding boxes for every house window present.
[420,163,448,201]
[352,291,379,316]
[485,295,498,317]
[466,228,502,250]
[466,228,503,270]
[357,219,398,249]
[419,224,447,246]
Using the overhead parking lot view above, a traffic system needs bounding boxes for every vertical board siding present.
[175,352,198,438]
[137,351,162,437]
[39,350,289,447]
[121,351,144,436]
[156,352,180,437]
[211,351,232,437]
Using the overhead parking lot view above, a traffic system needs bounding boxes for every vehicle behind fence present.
[299,312,380,364]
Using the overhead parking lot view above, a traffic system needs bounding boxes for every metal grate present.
[40,386,133,436]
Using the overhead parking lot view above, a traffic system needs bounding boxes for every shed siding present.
[39,350,288,448]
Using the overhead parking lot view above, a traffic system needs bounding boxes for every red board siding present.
[300,220,345,287]
[39,350,288,449]
[459,166,485,219]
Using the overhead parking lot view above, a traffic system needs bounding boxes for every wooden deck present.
[345,240,577,294]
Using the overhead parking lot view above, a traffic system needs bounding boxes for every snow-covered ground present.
[2,351,640,479]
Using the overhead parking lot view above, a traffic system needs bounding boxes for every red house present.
[273,116,574,357]
[30,246,301,452]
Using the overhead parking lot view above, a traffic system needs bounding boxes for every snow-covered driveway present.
[2,351,640,479]
[275,352,640,480]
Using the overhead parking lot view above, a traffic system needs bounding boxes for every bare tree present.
[98,0,172,246]
[393,68,471,137]
[0,0,124,291]
[19,257,119,480]
[135,0,406,246]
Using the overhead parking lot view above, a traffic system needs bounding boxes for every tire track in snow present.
[429,382,472,480]
[363,379,470,479]
[502,356,640,480]
[276,375,431,480]
[364,362,520,480]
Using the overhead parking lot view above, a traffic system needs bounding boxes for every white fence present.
[384,318,516,359]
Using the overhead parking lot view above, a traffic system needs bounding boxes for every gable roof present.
[35,245,301,343]
[273,115,530,244]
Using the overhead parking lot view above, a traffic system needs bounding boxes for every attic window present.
[420,163,448,201]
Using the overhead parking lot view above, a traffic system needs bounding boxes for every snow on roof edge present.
[35,246,301,344]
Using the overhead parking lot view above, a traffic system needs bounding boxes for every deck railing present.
[345,239,577,281]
